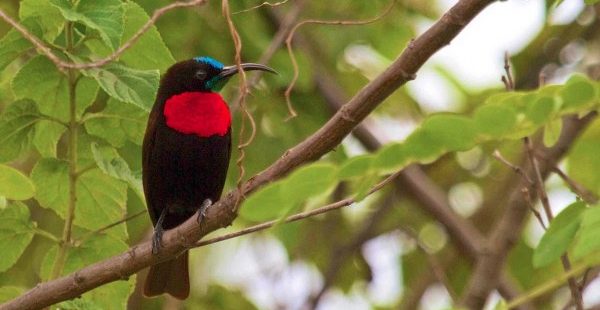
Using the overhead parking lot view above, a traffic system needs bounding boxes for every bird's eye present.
[195,70,207,80]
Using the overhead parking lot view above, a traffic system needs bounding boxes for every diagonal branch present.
[0,0,498,309]
[0,0,207,71]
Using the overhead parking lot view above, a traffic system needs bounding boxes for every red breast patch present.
[163,92,231,137]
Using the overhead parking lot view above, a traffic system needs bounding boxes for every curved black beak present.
[218,63,277,79]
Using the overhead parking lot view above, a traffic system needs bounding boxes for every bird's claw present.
[152,208,167,255]
[151,226,163,255]
[197,199,212,225]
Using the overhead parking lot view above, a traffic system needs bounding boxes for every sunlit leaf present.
[371,143,408,174]
[339,155,375,180]
[543,118,562,147]
[533,201,585,268]
[91,143,144,201]
[50,0,124,51]
[19,0,64,42]
[12,56,99,122]
[0,99,40,162]
[573,206,600,258]
[33,120,66,158]
[281,163,338,203]
[240,182,284,222]
[82,63,159,111]
[0,164,35,201]
[0,202,35,272]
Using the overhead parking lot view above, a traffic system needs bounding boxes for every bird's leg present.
[196,199,212,225]
[152,208,167,255]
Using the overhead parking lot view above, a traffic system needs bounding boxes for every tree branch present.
[0,1,498,308]
[0,0,207,71]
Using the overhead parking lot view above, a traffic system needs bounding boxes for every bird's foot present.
[152,208,167,255]
[196,199,212,225]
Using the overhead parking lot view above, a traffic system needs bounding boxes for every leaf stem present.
[32,227,61,243]
[50,21,79,280]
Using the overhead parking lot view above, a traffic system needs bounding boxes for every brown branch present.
[283,0,398,119]
[1,1,498,308]
[0,0,207,71]
[524,137,584,309]
[460,113,596,309]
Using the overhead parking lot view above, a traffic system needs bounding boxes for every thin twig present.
[233,0,290,14]
[492,150,534,185]
[523,187,547,229]
[222,0,256,209]
[552,166,598,204]
[195,170,403,248]
[77,210,147,243]
[230,0,306,111]
[0,0,207,71]
[284,0,398,119]
[503,51,514,91]
[524,137,584,310]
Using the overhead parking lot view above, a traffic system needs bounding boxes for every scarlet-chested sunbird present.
[142,56,276,299]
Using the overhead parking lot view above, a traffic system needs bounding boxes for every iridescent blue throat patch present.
[194,56,224,70]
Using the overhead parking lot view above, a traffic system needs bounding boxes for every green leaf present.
[338,155,374,180]
[420,114,477,151]
[0,29,31,72]
[403,129,444,164]
[12,56,99,122]
[567,120,600,196]
[543,118,562,147]
[77,169,128,240]
[474,104,517,138]
[559,75,598,112]
[0,164,35,200]
[82,63,159,111]
[91,143,144,201]
[31,158,69,216]
[19,0,64,42]
[119,2,175,72]
[526,96,558,126]
[533,201,585,268]
[0,286,25,304]
[84,98,148,147]
[31,159,128,239]
[280,163,338,204]
[0,202,35,272]
[372,143,408,174]
[0,99,40,162]
[585,0,600,4]
[33,120,66,158]
[573,206,600,258]
[240,182,284,222]
[50,0,124,51]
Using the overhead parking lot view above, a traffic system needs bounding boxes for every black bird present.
[142,56,275,299]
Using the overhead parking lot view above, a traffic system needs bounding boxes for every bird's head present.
[161,56,276,94]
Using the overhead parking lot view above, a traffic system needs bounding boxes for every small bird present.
[142,56,276,299]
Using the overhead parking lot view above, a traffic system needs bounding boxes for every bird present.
[142,56,276,299]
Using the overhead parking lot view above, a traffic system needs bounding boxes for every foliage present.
[0,0,599,309]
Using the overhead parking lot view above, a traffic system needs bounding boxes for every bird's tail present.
[143,251,190,300]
